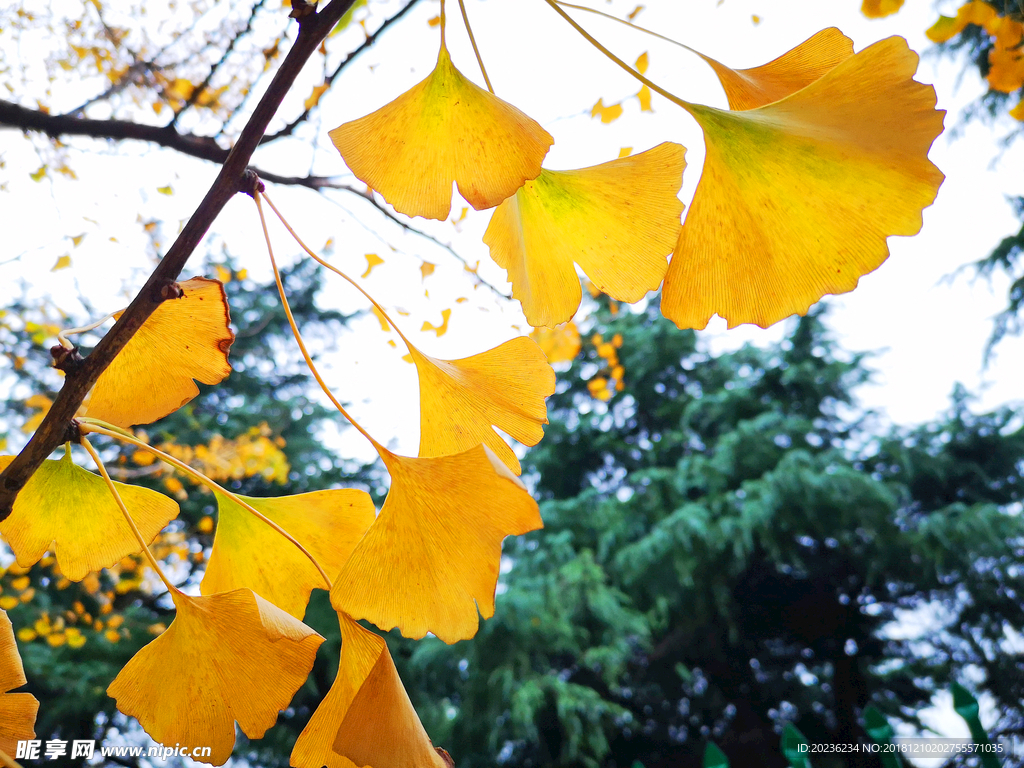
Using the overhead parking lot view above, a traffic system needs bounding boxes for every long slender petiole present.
[0,748,24,768]
[554,2,700,59]
[457,0,494,93]
[252,192,385,456]
[57,310,122,350]
[78,420,333,591]
[259,191,417,355]
[541,0,690,110]
[80,435,178,595]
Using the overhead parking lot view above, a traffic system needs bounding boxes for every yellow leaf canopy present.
[410,336,555,475]
[108,588,322,766]
[0,451,178,581]
[84,277,234,428]
[292,612,445,768]
[531,322,581,364]
[484,143,686,327]
[202,489,376,619]
[662,36,945,330]
[0,610,39,757]
[329,42,552,220]
[331,443,542,644]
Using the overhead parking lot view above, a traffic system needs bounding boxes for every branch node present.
[242,168,266,198]
[154,280,185,302]
[289,0,317,19]
[51,344,84,374]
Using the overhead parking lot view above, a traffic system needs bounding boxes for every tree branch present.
[0,0,361,520]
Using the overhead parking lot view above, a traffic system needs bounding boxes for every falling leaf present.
[292,612,445,768]
[0,610,39,756]
[83,277,234,428]
[202,490,375,619]
[590,98,623,124]
[71,233,86,247]
[410,336,555,474]
[108,588,322,766]
[29,166,46,182]
[627,5,644,21]
[530,322,581,364]
[419,261,436,281]
[421,308,451,337]
[635,51,649,74]
[157,185,174,195]
[662,36,945,330]
[427,14,441,27]
[696,28,854,112]
[329,42,552,220]
[861,0,904,18]
[362,253,384,278]
[0,451,179,582]
[484,142,685,327]
[332,444,542,643]
[304,83,330,110]
[636,84,652,111]
[751,14,762,24]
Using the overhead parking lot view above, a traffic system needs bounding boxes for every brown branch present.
[0,0,362,520]
[261,0,423,145]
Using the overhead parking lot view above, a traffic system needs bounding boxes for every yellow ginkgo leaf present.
[304,83,330,110]
[0,451,178,581]
[410,336,555,474]
[531,322,581,364]
[292,612,445,768]
[331,443,542,644]
[926,1,997,43]
[51,255,72,271]
[0,610,39,756]
[484,142,685,327]
[421,308,451,337]
[662,36,945,330]
[697,28,854,111]
[329,43,552,220]
[108,588,322,766]
[202,489,375,619]
[83,277,234,428]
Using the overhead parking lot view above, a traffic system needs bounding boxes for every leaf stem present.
[78,420,333,591]
[457,0,494,93]
[80,435,177,594]
[0,748,23,768]
[541,0,689,110]
[259,191,417,354]
[252,192,383,456]
[56,310,122,350]
[553,2,700,58]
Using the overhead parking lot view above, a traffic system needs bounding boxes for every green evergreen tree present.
[396,301,1024,768]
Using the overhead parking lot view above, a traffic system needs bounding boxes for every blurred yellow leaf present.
[484,143,685,327]
[590,98,623,123]
[332,444,542,643]
[84,277,234,428]
[0,609,39,756]
[419,261,436,281]
[157,185,173,195]
[861,0,904,19]
[662,36,945,330]
[330,42,551,220]
[926,2,996,43]
[0,451,178,581]
[635,51,649,74]
[203,489,375,619]
[304,83,330,110]
[421,308,451,337]
[292,612,445,768]
[108,588,322,766]
[637,84,652,111]
[361,253,384,278]
[531,322,581,364]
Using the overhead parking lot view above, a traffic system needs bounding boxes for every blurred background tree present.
[393,300,1024,768]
